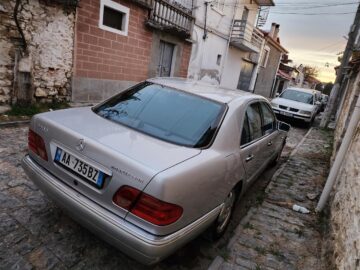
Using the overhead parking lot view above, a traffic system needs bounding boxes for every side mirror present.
[278,121,291,132]
[275,93,280,97]
[315,101,321,105]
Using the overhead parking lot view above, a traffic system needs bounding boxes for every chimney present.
[269,23,276,38]
[273,24,280,40]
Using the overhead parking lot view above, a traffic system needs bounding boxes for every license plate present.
[280,111,293,117]
[55,148,104,188]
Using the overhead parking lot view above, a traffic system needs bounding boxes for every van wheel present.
[307,117,314,128]
[211,189,236,240]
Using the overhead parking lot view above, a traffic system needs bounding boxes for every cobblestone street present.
[212,127,333,270]
[0,123,309,270]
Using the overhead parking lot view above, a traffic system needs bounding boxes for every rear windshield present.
[93,82,226,148]
[280,89,314,104]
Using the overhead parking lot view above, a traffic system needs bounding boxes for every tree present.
[302,65,320,80]
[323,82,334,95]
[315,83,324,91]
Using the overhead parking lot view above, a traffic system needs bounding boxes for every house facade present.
[188,0,274,91]
[0,0,281,105]
[72,0,193,102]
[273,63,308,96]
[302,75,321,89]
[0,0,194,105]
[253,23,288,98]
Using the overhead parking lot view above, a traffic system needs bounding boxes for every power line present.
[271,12,356,15]
[218,1,359,9]
[273,2,359,10]
[315,40,346,51]
[274,0,359,5]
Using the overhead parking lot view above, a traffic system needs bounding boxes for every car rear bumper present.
[272,108,312,122]
[22,155,221,265]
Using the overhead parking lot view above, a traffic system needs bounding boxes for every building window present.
[99,0,129,36]
[212,0,225,12]
[260,47,270,68]
[216,54,222,65]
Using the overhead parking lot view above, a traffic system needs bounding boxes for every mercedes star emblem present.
[76,139,85,151]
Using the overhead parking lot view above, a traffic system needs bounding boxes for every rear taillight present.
[28,129,48,161]
[113,186,141,210]
[113,186,183,226]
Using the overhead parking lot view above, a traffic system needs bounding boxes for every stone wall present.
[330,65,360,269]
[0,0,75,104]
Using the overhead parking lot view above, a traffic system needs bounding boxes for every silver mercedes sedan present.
[22,78,290,265]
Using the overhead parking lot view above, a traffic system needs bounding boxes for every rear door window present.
[241,102,262,146]
[241,112,251,145]
[246,103,262,140]
[260,102,276,135]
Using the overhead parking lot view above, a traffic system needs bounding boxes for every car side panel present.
[126,148,243,236]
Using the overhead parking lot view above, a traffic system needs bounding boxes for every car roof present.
[147,77,257,104]
[285,87,318,95]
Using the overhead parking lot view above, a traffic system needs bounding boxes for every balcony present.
[131,0,153,8]
[254,0,275,6]
[230,20,264,54]
[146,0,194,38]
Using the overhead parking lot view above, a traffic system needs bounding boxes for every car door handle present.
[267,141,273,146]
[245,155,254,162]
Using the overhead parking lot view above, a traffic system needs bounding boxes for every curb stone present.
[265,127,313,194]
[208,256,225,270]
[0,120,30,128]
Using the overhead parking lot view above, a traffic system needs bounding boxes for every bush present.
[5,102,70,116]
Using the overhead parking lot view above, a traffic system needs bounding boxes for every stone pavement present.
[0,124,312,270]
[0,126,145,270]
[210,127,333,270]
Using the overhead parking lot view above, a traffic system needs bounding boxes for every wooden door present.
[158,41,175,77]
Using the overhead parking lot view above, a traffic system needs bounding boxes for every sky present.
[262,0,358,82]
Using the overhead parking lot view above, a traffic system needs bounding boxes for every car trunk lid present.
[30,107,201,218]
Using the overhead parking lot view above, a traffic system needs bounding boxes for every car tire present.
[270,150,282,167]
[211,189,236,240]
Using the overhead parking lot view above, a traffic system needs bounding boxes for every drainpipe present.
[14,0,27,52]
[316,93,360,212]
[219,0,238,85]
[269,52,283,98]
[203,1,210,40]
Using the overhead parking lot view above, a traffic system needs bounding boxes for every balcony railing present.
[230,20,264,53]
[147,0,194,37]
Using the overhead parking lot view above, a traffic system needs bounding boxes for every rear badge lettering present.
[111,166,144,184]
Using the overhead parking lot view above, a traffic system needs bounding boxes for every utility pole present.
[320,3,360,128]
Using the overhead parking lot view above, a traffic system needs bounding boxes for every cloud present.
[261,0,354,83]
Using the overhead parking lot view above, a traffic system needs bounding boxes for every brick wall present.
[179,42,192,78]
[74,0,152,82]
